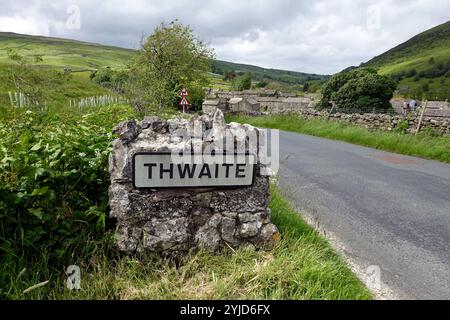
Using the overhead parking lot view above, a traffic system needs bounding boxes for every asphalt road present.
[276,130,450,300]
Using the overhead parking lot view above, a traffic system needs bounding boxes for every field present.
[0,32,135,71]
[226,114,450,164]
[207,72,232,91]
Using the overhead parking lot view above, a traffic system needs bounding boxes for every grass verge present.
[226,114,450,163]
[2,185,371,300]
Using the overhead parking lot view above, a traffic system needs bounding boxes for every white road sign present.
[133,153,256,188]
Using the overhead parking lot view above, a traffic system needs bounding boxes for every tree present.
[406,69,417,78]
[6,49,55,107]
[319,68,396,112]
[231,73,252,91]
[303,82,310,92]
[223,70,237,82]
[126,21,214,112]
[256,80,269,88]
[91,68,129,93]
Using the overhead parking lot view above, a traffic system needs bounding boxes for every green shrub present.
[91,68,129,93]
[0,105,136,268]
[231,73,252,91]
[395,118,410,133]
[319,68,396,112]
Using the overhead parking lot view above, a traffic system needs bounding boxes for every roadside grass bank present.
[226,114,450,164]
[2,187,371,299]
[1,104,370,299]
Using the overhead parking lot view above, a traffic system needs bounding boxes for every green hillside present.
[0,32,135,70]
[212,59,328,85]
[0,33,131,109]
[363,20,450,100]
[0,32,326,88]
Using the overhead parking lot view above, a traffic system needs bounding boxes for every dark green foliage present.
[319,68,396,112]
[407,69,417,77]
[256,80,269,88]
[0,105,136,285]
[183,85,206,111]
[223,70,237,82]
[231,72,252,91]
[211,59,329,85]
[303,82,310,92]
[91,68,129,93]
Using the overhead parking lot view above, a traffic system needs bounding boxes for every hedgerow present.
[0,105,136,269]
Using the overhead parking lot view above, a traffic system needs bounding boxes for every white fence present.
[69,95,128,110]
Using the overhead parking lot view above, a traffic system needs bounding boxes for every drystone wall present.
[271,108,450,135]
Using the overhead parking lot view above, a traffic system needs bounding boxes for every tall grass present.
[1,185,371,300]
[226,114,450,163]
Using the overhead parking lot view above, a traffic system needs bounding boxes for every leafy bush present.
[182,84,206,111]
[231,73,252,91]
[319,68,396,112]
[406,69,417,78]
[256,80,269,88]
[127,21,213,112]
[0,105,136,267]
[91,68,129,93]
[395,118,410,133]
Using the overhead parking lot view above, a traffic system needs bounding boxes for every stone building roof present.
[247,98,260,105]
[282,97,311,103]
[229,97,243,105]
[203,100,220,106]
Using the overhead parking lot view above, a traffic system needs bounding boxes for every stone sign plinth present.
[108,110,280,255]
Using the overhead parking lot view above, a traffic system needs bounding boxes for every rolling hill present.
[0,32,135,70]
[0,32,327,87]
[363,20,450,100]
[211,59,328,85]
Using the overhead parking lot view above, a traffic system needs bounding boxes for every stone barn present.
[228,97,261,113]
[202,98,227,115]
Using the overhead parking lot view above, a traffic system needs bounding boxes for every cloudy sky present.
[0,0,449,74]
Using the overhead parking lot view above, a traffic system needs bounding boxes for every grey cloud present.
[0,0,449,74]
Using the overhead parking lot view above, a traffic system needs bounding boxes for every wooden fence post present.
[327,102,336,121]
[415,100,428,135]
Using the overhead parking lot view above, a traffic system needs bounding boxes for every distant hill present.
[0,32,135,70]
[211,59,328,85]
[0,32,326,87]
[363,20,450,100]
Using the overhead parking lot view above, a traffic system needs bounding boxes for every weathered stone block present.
[109,110,280,255]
